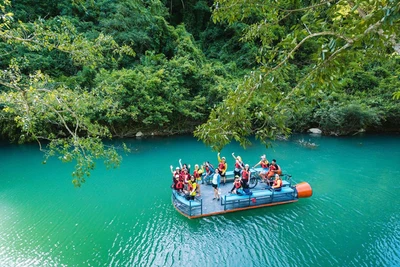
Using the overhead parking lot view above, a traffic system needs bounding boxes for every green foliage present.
[91,26,239,135]
[195,0,400,148]
[1,0,400,186]
[315,102,382,135]
[0,2,135,185]
[0,0,240,185]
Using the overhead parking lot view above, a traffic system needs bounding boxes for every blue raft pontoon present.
[172,168,312,219]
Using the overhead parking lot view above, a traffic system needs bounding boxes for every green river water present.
[0,134,399,266]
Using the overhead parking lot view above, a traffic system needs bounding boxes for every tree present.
[0,1,134,186]
[194,0,400,150]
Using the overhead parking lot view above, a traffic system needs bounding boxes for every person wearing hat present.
[253,154,270,182]
[217,152,228,185]
[170,165,181,180]
[170,165,181,189]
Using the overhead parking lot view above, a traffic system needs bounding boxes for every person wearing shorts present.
[212,168,221,200]
[253,154,270,182]
[217,153,228,185]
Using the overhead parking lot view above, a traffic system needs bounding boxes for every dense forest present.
[1,0,399,185]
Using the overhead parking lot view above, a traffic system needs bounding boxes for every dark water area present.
[0,134,399,266]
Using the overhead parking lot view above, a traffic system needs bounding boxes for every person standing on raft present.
[231,152,244,179]
[217,153,228,185]
[212,168,221,200]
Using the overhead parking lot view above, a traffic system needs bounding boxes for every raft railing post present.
[189,200,192,217]
[200,198,203,215]
[224,195,227,211]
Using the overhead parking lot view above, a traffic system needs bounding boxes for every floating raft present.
[172,168,312,219]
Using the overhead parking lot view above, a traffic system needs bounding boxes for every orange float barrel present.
[296,182,313,198]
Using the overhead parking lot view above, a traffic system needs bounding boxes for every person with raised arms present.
[179,159,191,174]
[231,152,244,179]
[253,154,270,183]
[169,165,181,189]
[203,161,215,184]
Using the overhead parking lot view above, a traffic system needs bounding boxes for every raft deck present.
[172,168,299,219]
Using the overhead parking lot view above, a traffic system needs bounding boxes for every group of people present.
[170,153,284,200]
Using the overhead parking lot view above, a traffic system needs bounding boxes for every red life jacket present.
[242,169,250,180]
[183,173,190,184]
[193,170,200,178]
[270,165,277,171]
[188,182,193,191]
[176,181,184,190]
[273,179,282,188]
[235,161,241,169]
[218,162,226,171]
[261,161,269,168]
[234,180,241,189]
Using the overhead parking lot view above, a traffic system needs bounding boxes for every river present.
[0,134,399,266]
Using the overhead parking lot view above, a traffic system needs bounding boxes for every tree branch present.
[280,0,338,12]
[271,31,352,71]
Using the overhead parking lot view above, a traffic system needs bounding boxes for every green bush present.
[314,103,382,135]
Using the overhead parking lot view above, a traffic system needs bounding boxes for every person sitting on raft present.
[173,175,184,193]
[170,165,180,179]
[184,176,197,200]
[193,164,204,196]
[229,176,243,194]
[253,154,270,182]
[170,165,180,188]
[267,159,282,180]
[212,168,221,200]
[203,161,215,184]
[232,152,244,178]
[217,152,228,185]
[181,168,191,188]
[271,174,282,191]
